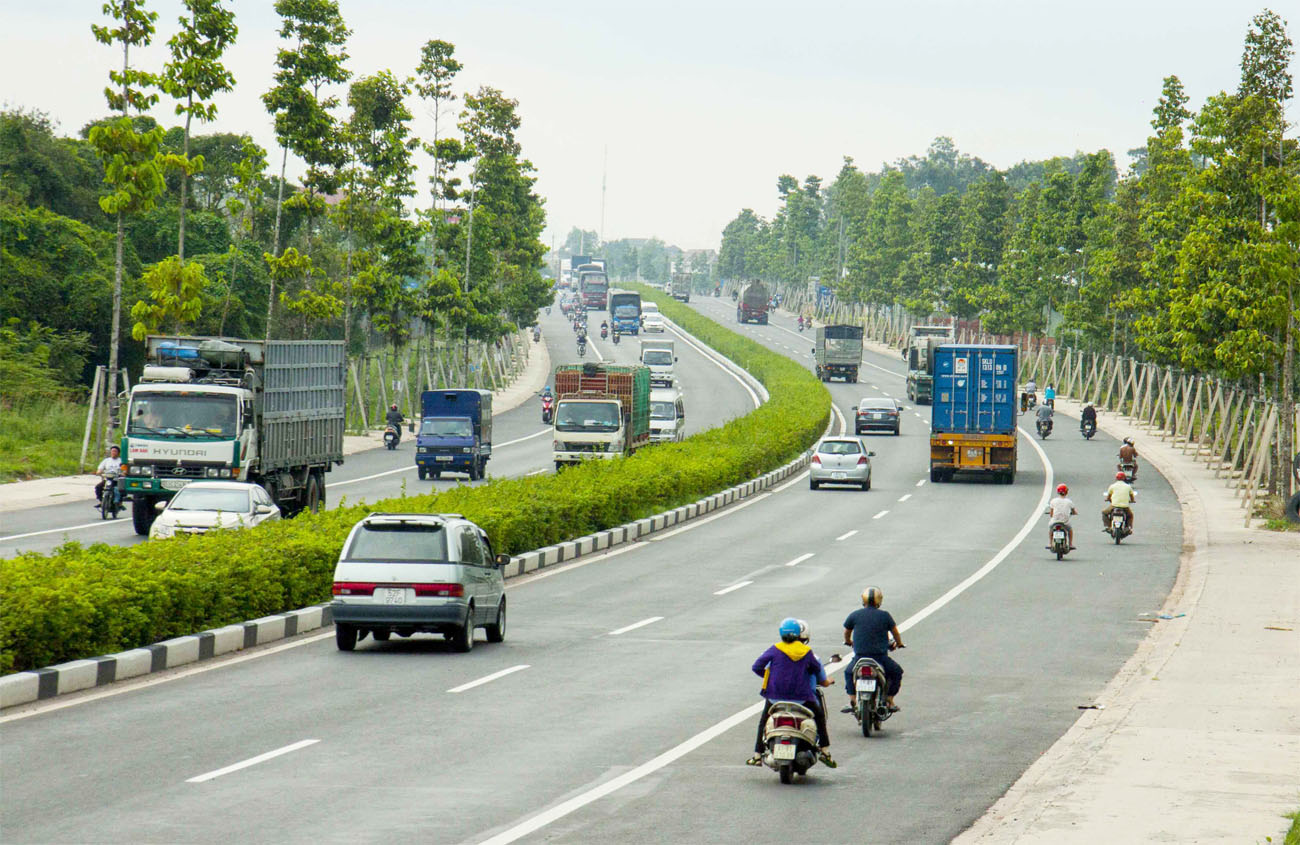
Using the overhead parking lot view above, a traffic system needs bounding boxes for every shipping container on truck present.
[814,325,864,382]
[122,336,345,534]
[737,281,770,324]
[415,389,493,481]
[552,363,651,469]
[929,344,1019,484]
[670,273,692,302]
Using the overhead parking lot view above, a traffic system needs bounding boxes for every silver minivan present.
[330,513,508,652]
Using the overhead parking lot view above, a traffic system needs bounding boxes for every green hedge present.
[0,290,829,674]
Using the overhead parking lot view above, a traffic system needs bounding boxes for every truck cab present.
[649,387,686,443]
[416,389,493,481]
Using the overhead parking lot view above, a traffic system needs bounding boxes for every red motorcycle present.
[541,395,554,424]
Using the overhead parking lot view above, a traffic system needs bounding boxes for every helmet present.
[862,587,883,608]
[1116,471,1127,480]
[796,619,810,643]
[390,404,398,410]
[1056,483,1068,495]
[778,618,801,643]
[1123,437,1134,446]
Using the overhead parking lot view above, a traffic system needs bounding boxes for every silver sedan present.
[809,437,875,491]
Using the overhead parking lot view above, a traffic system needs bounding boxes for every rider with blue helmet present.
[747,617,836,768]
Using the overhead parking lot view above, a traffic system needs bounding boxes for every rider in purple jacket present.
[747,618,836,768]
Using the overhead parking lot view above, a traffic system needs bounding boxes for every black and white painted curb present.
[0,453,809,709]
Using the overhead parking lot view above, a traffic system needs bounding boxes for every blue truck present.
[609,290,641,335]
[416,389,493,481]
[929,344,1019,484]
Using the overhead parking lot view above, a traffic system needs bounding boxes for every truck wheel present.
[468,461,480,482]
[930,469,942,483]
[418,466,427,480]
[305,474,322,514]
[1286,491,1300,524]
[555,462,565,472]
[131,497,156,536]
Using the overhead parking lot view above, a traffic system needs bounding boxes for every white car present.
[149,481,280,538]
[642,313,666,333]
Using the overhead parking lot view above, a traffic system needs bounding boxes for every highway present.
[0,307,754,559]
[0,298,1183,844]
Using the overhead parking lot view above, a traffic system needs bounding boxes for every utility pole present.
[600,144,607,246]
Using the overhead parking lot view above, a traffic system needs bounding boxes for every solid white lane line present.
[898,494,912,502]
[872,510,889,519]
[784,553,814,567]
[186,739,319,783]
[713,581,753,596]
[448,664,530,694]
[916,478,926,487]
[608,616,664,636]
[475,424,1056,845]
[835,530,858,541]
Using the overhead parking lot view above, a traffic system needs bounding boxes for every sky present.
[0,0,1290,251]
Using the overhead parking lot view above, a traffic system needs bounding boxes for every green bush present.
[0,293,829,673]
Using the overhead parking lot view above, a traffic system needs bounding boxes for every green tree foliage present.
[130,255,207,338]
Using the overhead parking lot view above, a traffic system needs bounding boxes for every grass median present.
[0,291,830,674]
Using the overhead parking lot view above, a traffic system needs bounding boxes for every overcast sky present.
[1,1,1289,250]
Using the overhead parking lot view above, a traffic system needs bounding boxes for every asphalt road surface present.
[0,298,1181,844]
[0,306,754,559]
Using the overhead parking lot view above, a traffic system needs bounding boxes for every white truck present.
[639,339,676,388]
[649,387,686,443]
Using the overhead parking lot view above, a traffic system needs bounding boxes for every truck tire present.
[1285,491,1300,524]
[418,466,428,480]
[131,497,156,535]
[468,461,480,482]
[305,474,322,514]
[930,469,942,483]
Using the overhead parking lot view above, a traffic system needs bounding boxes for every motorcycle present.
[760,701,824,784]
[600,326,608,340]
[612,329,621,345]
[1024,392,1037,411]
[848,656,895,737]
[1081,419,1097,440]
[1117,461,1137,484]
[577,340,587,358]
[541,395,554,424]
[797,318,805,332]
[532,327,541,343]
[99,473,123,520]
[383,425,400,450]
[1037,418,1053,439]
[1049,522,1071,560]
[1106,508,1132,544]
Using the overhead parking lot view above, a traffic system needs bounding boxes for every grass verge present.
[0,401,90,482]
[0,295,830,674]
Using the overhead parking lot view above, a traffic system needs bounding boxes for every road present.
[0,298,1183,844]
[0,306,754,558]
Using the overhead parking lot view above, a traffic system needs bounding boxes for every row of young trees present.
[719,9,1297,472]
[1,0,551,402]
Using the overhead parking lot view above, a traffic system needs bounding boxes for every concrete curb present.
[0,453,808,710]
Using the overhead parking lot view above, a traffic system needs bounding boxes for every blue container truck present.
[416,389,493,481]
[609,290,642,335]
[929,344,1019,483]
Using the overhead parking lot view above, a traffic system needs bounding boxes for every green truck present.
[551,363,651,469]
[814,325,864,382]
[905,325,956,404]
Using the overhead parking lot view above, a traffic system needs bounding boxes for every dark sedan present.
[855,397,903,435]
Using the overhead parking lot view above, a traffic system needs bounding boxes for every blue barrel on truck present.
[416,389,493,481]
[929,344,1019,484]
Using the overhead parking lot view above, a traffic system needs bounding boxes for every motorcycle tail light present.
[858,666,875,678]
[773,716,798,729]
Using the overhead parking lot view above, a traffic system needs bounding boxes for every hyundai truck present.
[552,363,651,469]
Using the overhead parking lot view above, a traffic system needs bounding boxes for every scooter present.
[1081,419,1097,440]
[612,329,621,345]
[760,701,824,784]
[532,327,541,343]
[541,395,554,424]
[1049,521,1071,560]
[99,473,123,520]
[1037,418,1053,439]
[383,425,400,450]
[848,656,896,737]
[1117,461,1137,484]
[1106,508,1133,544]
[797,318,805,332]
[577,340,587,358]
[600,326,608,340]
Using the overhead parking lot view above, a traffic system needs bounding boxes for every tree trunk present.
[105,210,125,450]
[178,101,192,265]
[267,145,288,340]
[1282,282,1296,500]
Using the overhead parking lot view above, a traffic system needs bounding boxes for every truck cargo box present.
[931,345,1019,435]
[554,363,651,441]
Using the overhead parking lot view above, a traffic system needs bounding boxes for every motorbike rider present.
[1022,379,1038,412]
[93,445,122,506]
[1118,437,1139,479]
[385,403,405,443]
[797,315,804,330]
[747,618,835,768]
[1046,483,1078,549]
[842,587,905,714]
[1103,471,1137,532]
[1081,401,1098,433]
[1044,383,1056,409]
[1035,400,1054,432]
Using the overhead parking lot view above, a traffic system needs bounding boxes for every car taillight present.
[858,665,875,678]
[857,456,869,465]
[333,582,376,596]
[811,454,821,466]
[773,715,801,729]
[413,583,464,597]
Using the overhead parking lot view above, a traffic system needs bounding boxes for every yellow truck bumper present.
[930,433,1017,479]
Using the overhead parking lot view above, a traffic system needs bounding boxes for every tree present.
[160,0,236,265]
[130,255,206,338]
[412,38,462,263]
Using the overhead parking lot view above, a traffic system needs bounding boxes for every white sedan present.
[642,313,666,333]
[149,481,280,539]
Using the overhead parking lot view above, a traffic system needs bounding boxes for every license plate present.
[966,448,982,458]
[773,743,796,761]
[380,588,407,605]
[435,456,454,462]
[859,679,877,691]
[1053,530,1065,540]
[161,479,190,491]
[832,472,846,480]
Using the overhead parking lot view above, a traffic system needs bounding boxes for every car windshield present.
[818,440,862,455]
[643,350,672,366]
[860,400,894,410]
[555,401,621,432]
[168,488,251,512]
[421,418,473,437]
[650,401,676,420]
[129,394,238,437]
[345,522,449,561]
